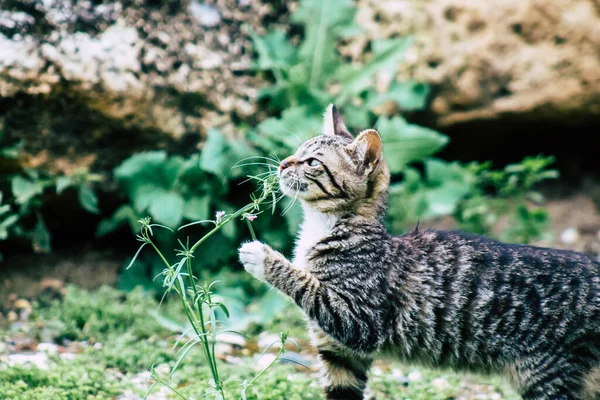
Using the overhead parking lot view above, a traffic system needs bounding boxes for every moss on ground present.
[0,285,521,399]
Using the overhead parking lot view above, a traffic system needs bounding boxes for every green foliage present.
[0,192,19,241]
[376,116,449,174]
[0,363,123,400]
[125,176,299,399]
[0,132,101,254]
[250,0,426,154]
[7,168,101,252]
[455,156,558,243]
[34,285,165,342]
[99,130,259,236]
[389,156,558,243]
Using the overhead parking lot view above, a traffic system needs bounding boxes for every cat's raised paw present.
[238,241,266,280]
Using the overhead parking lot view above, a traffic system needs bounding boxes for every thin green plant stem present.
[185,256,223,396]
[246,219,257,241]
[247,343,285,388]
[135,173,279,398]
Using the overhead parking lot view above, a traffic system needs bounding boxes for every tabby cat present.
[239,105,600,400]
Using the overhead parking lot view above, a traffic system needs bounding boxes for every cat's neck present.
[292,204,339,269]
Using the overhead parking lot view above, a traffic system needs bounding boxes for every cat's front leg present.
[238,241,268,280]
[238,240,312,298]
[239,241,381,353]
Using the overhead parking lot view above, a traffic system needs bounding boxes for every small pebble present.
[214,343,233,357]
[188,3,221,27]
[37,343,59,355]
[60,353,76,361]
[408,370,422,382]
[560,227,579,244]
[255,353,277,370]
[257,333,281,350]
[8,353,49,369]
[217,332,246,347]
[431,377,450,390]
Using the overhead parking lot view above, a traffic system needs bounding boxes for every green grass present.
[0,284,521,399]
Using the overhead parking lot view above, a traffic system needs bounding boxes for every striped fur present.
[239,105,600,399]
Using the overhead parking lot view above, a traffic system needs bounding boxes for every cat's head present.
[278,105,390,215]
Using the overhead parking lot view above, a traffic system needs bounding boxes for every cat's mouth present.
[278,170,308,196]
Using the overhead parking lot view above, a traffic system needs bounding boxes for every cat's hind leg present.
[311,325,372,400]
[318,348,372,400]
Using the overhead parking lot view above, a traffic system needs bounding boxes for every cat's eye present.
[306,158,322,167]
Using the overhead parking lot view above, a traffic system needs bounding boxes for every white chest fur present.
[292,205,338,270]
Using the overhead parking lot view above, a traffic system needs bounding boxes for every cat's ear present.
[349,129,383,175]
[323,104,353,139]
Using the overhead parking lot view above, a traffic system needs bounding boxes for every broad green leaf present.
[148,191,185,228]
[426,159,473,185]
[163,156,186,188]
[0,214,18,240]
[255,107,322,157]
[55,176,73,194]
[183,196,210,221]
[339,103,371,130]
[291,0,359,87]
[250,29,297,71]
[199,129,231,184]
[11,176,45,204]
[114,151,167,182]
[423,182,471,217]
[96,205,139,236]
[367,81,430,112]
[78,184,99,214]
[376,116,448,174]
[131,183,161,213]
[0,140,23,159]
[338,37,412,104]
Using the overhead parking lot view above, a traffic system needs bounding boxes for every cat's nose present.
[279,157,297,172]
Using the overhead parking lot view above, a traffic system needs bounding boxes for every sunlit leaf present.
[376,116,448,174]
[78,184,99,214]
[148,191,185,228]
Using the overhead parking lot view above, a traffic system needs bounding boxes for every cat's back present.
[385,229,600,365]
[394,228,600,279]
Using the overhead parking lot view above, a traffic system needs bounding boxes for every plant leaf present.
[200,129,232,184]
[56,176,73,194]
[376,116,449,174]
[337,37,412,104]
[250,29,297,71]
[78,184,99,214]
[114,151,167,182]
[367,80,430,112]
[291,0,359,88]
[183,196,210,221]
[11,176,45,204]
[148,191,185,228]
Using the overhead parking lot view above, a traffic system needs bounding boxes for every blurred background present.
[0,0,599,399]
